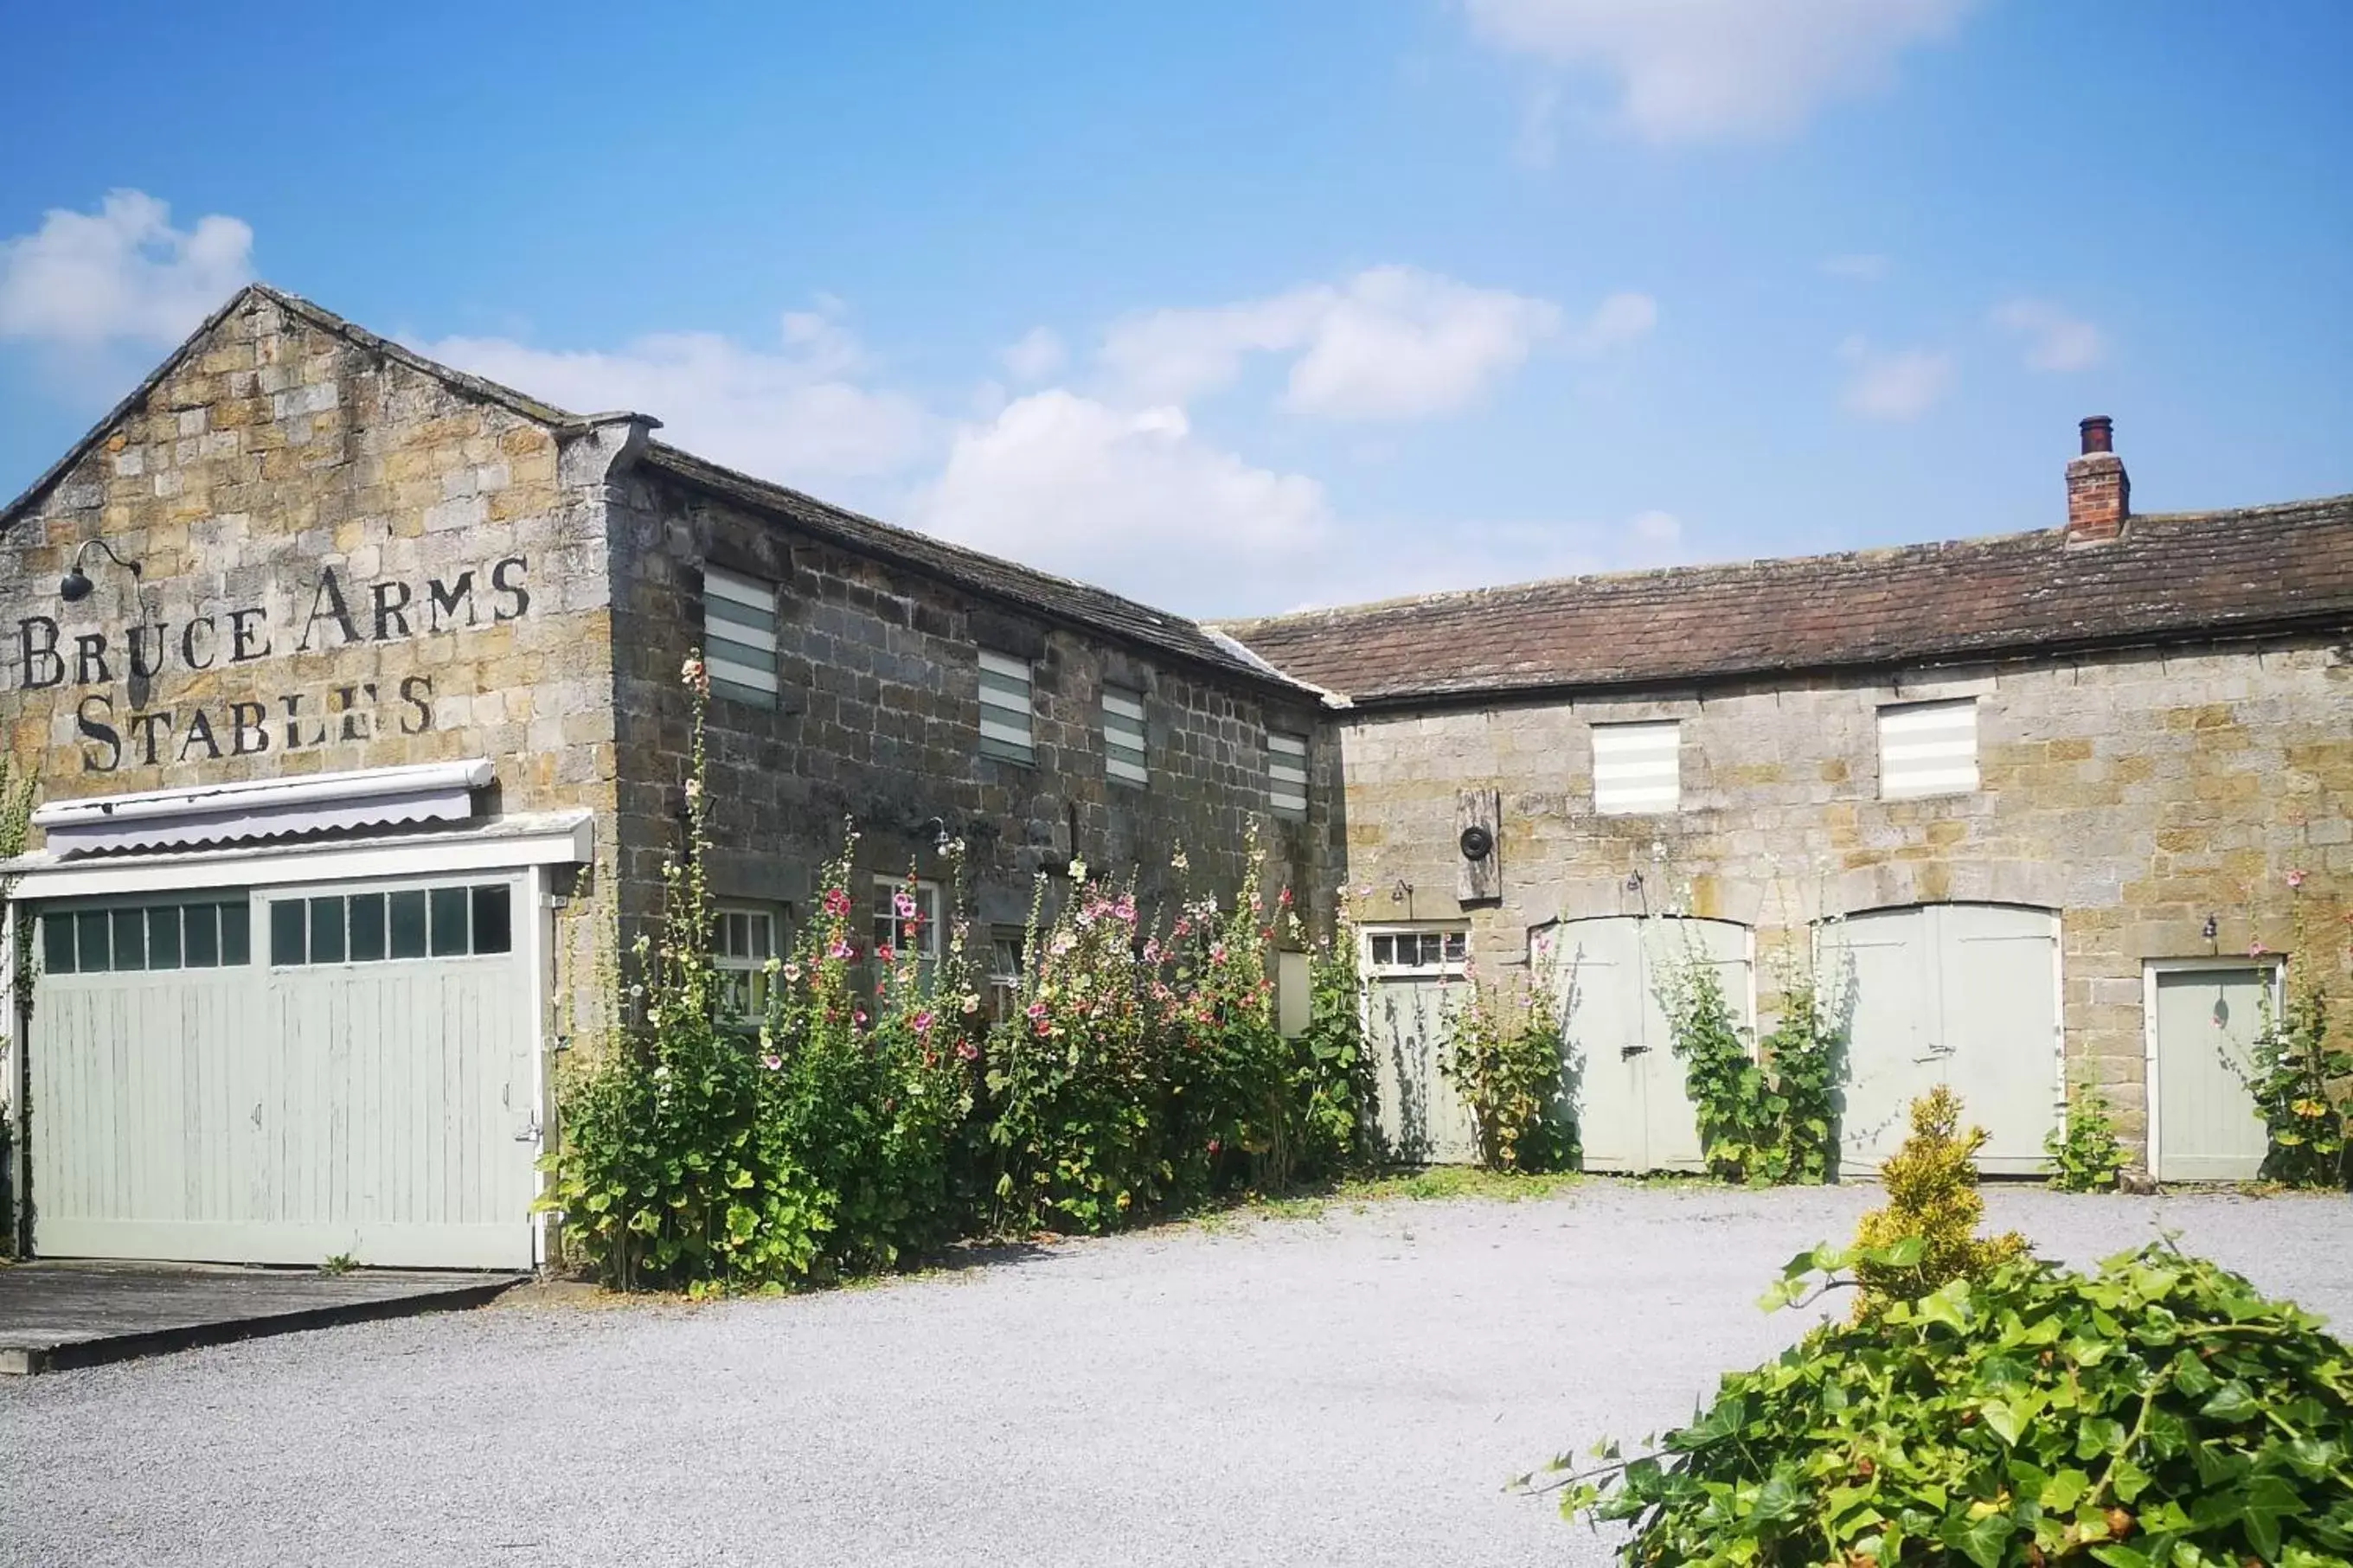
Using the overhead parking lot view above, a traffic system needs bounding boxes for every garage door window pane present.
[471,886,512,955]
[349,893,388,962]
[185,904,220,967]
[42,913,75,975]
[388,892,429,958]
[146,906,183,970]
[308,896,348,964]
[75,910,111,972]
[111,908,146,971]
[270,899,306,965]
[220,902,251,966]
[429,887,469,957]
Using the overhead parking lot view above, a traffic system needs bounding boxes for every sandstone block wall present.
[1334,637,2353,1156]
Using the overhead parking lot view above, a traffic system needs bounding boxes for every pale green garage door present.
[2150,964,2274,1183]
[1824,903,2061,1175]
[28,876,538,1270]
[1365,928,1479,1163]
[1539,916,1751,1174]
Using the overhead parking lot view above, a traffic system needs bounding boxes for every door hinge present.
[516,1112,542,1144]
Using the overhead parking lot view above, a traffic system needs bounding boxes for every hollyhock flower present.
[877,944,895,963]
[822,888,851,918]
[1277,887,1292,907]
[960,992,981,1015]
[2249,941,2268,957]
[783,962,802,982]
[680,656,708,691]
[913,1010,934,1035]
[828,938,856,961]
[854,1009,869,1027]
[760,1053,782,1071]
[955,1039,980,1062]
[1068,857,1089,883]
[1170,848,1189,873]
[2286,868,2307,889]
[1027,1001,1048,1021]
[894,890,918,919]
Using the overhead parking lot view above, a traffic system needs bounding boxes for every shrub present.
[2046,1078,2126,1194]
[1548,1240,2353,1567]
[1756,961,1845,1184]
[1283,891,1371,1182]
[1852,1086,2028,1314]
[1161,833,1296,1201]
[1440,967,1570,1173]
[2237,963,2350,1191]
[1653,936,1784,1183]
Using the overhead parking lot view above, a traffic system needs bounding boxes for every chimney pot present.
[2065,415,2128,542]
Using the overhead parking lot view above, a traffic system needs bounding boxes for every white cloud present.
[918,391,1335,604]
[422,301,933,484]
[1000,326,1068,383]
[1630,509,1682,547]
[1823,253,1890,282]
[0,189,253,347]
[1989,298,2105,372]
[1837,335,1952,420]
[1098,266,1612,421]
[1464,0,1975,143]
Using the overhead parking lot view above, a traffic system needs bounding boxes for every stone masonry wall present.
[1334,637,2353,1161]
[601,467,1338,956]
[0,291,626,1058]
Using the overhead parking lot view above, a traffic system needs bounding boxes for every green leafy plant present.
[1161,828,1298,1200]
[2046,1078,2127,1194]
[1439,967,1570,1173]
[1653,934,1787,1184]
[1756,938,1848,1184]
[319,1251,358,1276]
[1281,889,1371,1183]
[1853,1086,2029,1314]
[1542,1238,2353,1567]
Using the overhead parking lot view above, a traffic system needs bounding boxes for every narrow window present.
[269,899,306,966]
[1103,684,1148,787]
[184,904,221,968]
[471,886,513,956]
[1879,699,1978,798]
[1592,720,1681,815]
[388,891,429,959]
[145,906,183,971]
[1365,926,1470,975]
[978,650,1035,765]
[985,927,1026,1021]
[703,565,781,707]
[428,886,470,957]
[1267,729,1310,820]
[713,906,777,1019]
[349,893,389,962]
[42,910,77,976]
[219,901,251,965]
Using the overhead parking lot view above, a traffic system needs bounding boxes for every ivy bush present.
[1548,1239,2353,1567]
[2046,1079,2127,1194]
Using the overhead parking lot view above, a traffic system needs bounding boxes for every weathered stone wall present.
[602,468,1338,950]
[1333,637,2353,1157]
[0,291,625,1043]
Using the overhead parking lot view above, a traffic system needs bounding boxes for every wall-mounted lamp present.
[1389,878,1413,904]
[60,538,141,604]
[2202,913,2219,943]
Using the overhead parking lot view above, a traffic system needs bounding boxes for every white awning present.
[31,759,496,857]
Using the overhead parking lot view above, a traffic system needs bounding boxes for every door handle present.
[1621,1044,1650,1059]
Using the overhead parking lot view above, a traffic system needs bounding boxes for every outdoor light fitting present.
[60,538,142,604]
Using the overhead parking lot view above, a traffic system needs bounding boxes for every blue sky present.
[3,1,2347,616]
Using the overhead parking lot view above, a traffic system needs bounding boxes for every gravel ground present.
[3,1183,2348,1568]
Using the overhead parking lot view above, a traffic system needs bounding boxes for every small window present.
[267,883,513,967]
[978,650,1035,765]
[1103,684,1147,787]
[1593,720,1681,815]
[1366,928,1469,974]
[41,898,252,975]
[714,906,777,1019]
[1879,699,1978,798]
[873,878,943,964]
[704,566,781,707]
[1267,729,1309,820]
[985,927,1026,1021]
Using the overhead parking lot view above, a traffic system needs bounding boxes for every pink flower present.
[1206,1138,1221,1155]
[854,1009,869,1027]
[828,938,856,961]
[955,1040,980,1063]
[877,944,895,963]
[1277,887,1293,907]
[760,1053,782,1071]
[894,890,919,920]
[1026,1001,1048,1021]
[2249,941,2268,957]
[2286,868,2308,889]
[680,656,708,693]
[913,1010,934,1035]
[822,888,851,918]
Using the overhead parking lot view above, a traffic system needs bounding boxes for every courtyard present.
[3,1181,2346,1567]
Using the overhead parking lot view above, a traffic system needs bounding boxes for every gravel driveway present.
[5,1183,2348,1568]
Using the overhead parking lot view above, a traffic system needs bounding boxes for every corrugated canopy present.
[31,760,495,857]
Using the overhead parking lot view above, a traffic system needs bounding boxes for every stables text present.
[16,556,531,772]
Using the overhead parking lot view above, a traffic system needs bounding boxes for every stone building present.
[1221,420,2353,1181]
[2,282,2345,1275]
[0,286,1334,1270]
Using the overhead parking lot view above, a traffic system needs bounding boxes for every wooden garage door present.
[1364,928,1479,1164]
[2151,964,2273,1183]
[1540,916,1750,1174]
[1825,903,2059,1175]
[28,877,537,1269]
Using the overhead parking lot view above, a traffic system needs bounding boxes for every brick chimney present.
[2065,414,2129,542]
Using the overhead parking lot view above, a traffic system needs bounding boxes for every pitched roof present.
[3,285,1320,701]
[1216,496,2353,705]
[643,444,1320,698]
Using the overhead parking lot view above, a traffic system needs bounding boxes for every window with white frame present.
[1592,720,1682,814]
[1103,684,1147,786]
[978,650,1035,764]
[1365,927,1469,973]
[714,906,778,1019]
[985,927,1026,1021]
[1879,699,1978,797]
[704,566,781,707]
[872,877,943,966]
[1267,729,1309,819]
